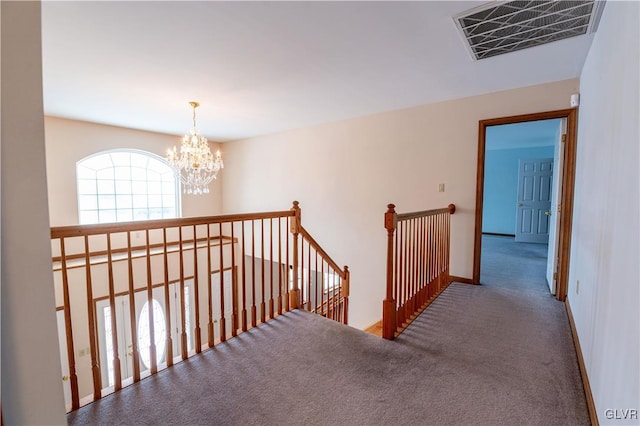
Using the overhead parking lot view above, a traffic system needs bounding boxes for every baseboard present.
[565,298,599,426]
[482,232,515,237]
[449,275,474,284]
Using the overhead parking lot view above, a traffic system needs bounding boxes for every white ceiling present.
[41,1,594,142]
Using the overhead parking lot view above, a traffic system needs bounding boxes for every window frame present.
[76,149,181,225]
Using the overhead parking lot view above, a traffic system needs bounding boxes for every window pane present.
[116,194,133,209]
[114,167,131,180]
[132,181,147,194]
[110,152,130,167]
[79,195,98,210]
[97,180,115,194]
[148,208,163,220]
[162,172,177,182]
[163,207,176,218]
[96,168,114,180]
[98,195,116,210]
[78,179,97,195]
[148,159,169,174]
[83,155,112,171]
[131,167,146,181]
[117,209,133,222]
[147,171,160,182]
[130,153,148,169]
[77,166,96,179]
[133,208,149,221]
[162,181,176,194]
[115,180,132,194]
[148,181,162,195]
[162,194,176,208]
[99,209,117,223]
[132,194,148,209]
[148,195,162,208]
[80,210,99,224]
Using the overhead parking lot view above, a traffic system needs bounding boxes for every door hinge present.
[561,134,567,143]
[553,272,558,281]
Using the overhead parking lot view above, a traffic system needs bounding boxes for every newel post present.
[290,200,301,309]
[448,203,456,215]
[342,265,350,325]
[383,204,397,340]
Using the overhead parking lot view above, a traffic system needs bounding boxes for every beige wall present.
[568,2,639,424]
[44,116,224,226]
[1,1,67,423]
[221,78,579,329]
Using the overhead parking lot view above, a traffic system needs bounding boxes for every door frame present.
[473,108,578,301]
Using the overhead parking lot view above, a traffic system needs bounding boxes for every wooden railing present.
[50,201,349,412]
[382,203,455,340]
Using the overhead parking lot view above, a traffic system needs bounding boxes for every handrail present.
[51,210,295,238]
[382,203,455,340]
[51,201,349,412]
[299,226,346,280]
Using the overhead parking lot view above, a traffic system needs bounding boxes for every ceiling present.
[41,1,594,142]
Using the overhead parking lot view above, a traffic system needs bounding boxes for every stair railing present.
[50,201,349,412]
[382,203,455,339]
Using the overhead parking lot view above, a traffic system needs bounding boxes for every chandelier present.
[167,101,223,195]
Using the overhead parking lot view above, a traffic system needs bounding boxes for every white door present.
[515,158,553,244]
[56,310,72,408]
[546,120,566,293]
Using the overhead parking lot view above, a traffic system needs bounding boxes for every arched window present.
[77,150,180,224]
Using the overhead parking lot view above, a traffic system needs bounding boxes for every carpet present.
[68,235,588,425]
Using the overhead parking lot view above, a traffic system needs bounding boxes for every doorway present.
[473,109,578,301]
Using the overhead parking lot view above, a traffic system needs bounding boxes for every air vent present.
[455,0,606,60]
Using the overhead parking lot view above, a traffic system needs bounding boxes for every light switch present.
[438,183,445,193]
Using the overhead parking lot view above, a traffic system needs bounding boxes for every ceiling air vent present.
[455,0,606,60]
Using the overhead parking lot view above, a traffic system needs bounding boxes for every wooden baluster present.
[420,217,428,306]
[207,224,214,346]
[106,233,122,390]
[400,221,406,326]
[285,217,290,312]
[446,204,455,286]
[429,215,435,299]
[301,235,305,309]
[277,218,283,315]
[126,232,141,382]
[315,251,319,314]
[192,225,202,353]
[60,238,80,408]
[383,204,397,340]
[178,227,188,360]
[251,220,257,327]
[145,230,157,375]
[307,240,312,312]
[332,266,337,321]
[289,201,301,309]
[241,221,248,332]
[321,259,325,317]
[343,265,350,324]
[231,221,238,337]
[269,218,274,319]
[83,235,102,399]
[411,218,417,315]
[162,228,173,367]
[260,219,266,323]
[219,222,226,341]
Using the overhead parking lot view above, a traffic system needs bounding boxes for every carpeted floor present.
[68,236,588,425]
